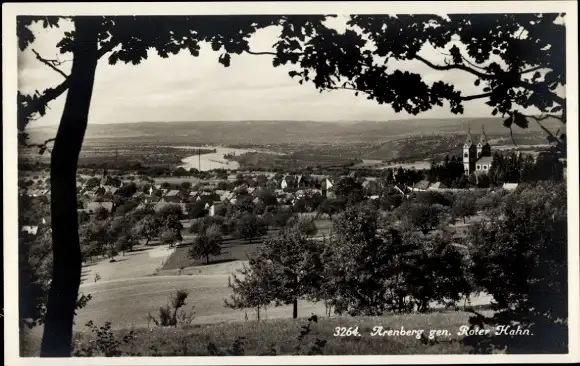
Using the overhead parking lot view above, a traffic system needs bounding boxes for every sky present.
[17,15,559,126]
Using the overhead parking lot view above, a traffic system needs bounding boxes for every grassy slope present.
[21,310,495,356]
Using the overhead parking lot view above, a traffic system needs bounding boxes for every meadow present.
[22,308,497,356]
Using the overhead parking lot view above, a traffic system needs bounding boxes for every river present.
[170,145,281,171]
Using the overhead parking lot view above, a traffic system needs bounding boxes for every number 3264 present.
[333,326,361,337]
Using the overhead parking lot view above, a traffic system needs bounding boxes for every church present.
[463,126,493,176]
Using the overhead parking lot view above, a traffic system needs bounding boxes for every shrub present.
[147,289,195,328]
[73,321,137,357]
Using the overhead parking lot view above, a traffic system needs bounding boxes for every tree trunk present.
[292,298,298,319]
[206,255,209,265]
[40,17,100,357]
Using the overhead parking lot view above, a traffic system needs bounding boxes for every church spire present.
[479,124,488,145]
[464,124,474,146]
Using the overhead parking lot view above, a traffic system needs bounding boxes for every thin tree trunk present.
[293,298,298,319]
[40,17,100,357]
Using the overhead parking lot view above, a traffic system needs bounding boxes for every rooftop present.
[476,156,493,165]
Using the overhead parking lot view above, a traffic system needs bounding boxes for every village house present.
[93,186,107,198]
[502,182,519,191]
[106,186,119,195]
[321,178,334,198]
[394,184,412,199]
[220,191,235,203]
[162,190,182,203]
[280,176,289,190]
[252,196,263,205]
[428,182,448,190]
[144,195,161,204]
[26,188,50,197]
[132,191,146,200]
[411,180,431,192]
[79,201,114,215]
[21,225,39,236]
[208,201,225,216]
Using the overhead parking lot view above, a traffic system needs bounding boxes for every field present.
[21,309,498,356]
[351,160,433,171]
[162,218,332,270]
[22,118,557,171]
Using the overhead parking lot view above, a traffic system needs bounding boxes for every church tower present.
[476,125,491,159]
[463,126,476,175]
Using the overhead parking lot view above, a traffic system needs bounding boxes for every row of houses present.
[409,180,519,192]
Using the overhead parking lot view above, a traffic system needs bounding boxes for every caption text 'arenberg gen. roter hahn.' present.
[332,325,532,339]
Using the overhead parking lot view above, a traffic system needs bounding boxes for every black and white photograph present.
[3,1,579,364]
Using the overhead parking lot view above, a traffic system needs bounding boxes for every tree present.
[274,14,566,151]
[17,16,324,356]
[403,202,444,234]
[186,200,207,219]
[236,213,267,243]
[325,204,401,315]
[19,230,52,328]
[135,214,162,245]
[399,230,471,312]
[452,192,477,224]
[477,173,491,188]
[232,227,322,319]
[271,206,295,228]
[316,198,342,220]
[114,235,136,256]
[234,197,255,214]
[256,174,269,187]
[333,176,364,204]
[533,150,565,182]
[189,224,223,264]
[116,182,137,198]
[465,182,567,352]
[160,229,179,247]
[415,191,453,207]
[292,216,318,237]
[224,258,276,321]
[257,188,277,206]
[157,203,183,221]
[79,218,109,259]
[94,206,110,220]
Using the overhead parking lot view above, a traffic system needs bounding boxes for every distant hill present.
[26,117,560,146]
